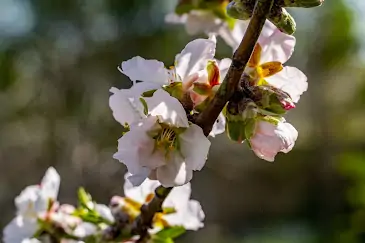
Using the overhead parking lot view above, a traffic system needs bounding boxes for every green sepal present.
[162,207,177,214]
[164,82,184,101]
[142,89,157,97]
[226,120,246,143]
[139,97,148,116]
[193,83,211,96]
[244,118,256,141]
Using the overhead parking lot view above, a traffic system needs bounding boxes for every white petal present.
[123,173,160,204]
[179,124,210,171]
[114,117,162,186]
[15,186,44,216]
[175,38,216,80]
[163,183,191,209]
[95,204,114,223]
[165,13,187,24]
[162,200,204,230]
[109,82,159,125]
[209,113,226,137]
[156,159,193,187]
[22,239,41,243]
[184,11,222,36]
[144,89,189,127]
[265,66,308,103]
[219,20,249,51]
[40,167,60,200]
[258,20,296,64]
[73,222,97,238]
[217,58,231,81]
[120,56,169,85]
[3,216,38,243]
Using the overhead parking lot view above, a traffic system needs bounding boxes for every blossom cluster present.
[3,0,320,242]
[110,0,308,189]
[3,168,204,243]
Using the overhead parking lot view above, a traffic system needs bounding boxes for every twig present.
[195,0,275,136]
[133,186,173,242]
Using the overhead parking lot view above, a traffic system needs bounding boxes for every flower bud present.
[248,85,295,115]
[277,0,324,8]
[268,6,296,35]
[225,98,257,142]
[226,1,253,20]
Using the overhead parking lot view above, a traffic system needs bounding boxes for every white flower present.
[109,82,161,126]
[118,174,204,231]
[3,167,60,243]
[113,89,211,187]
[242,21,307,103]
[250,119,298,162]
[119,37,217,87]
[165,11,224,36]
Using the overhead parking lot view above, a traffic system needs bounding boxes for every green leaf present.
[151,236,174,243]
[155,226,186,239]
[78,187,93,209]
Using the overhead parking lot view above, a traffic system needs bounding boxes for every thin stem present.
[133,186,173,242]
[195,0,275,136]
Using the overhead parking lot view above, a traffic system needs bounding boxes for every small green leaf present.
[156,226,186,239]
[78,187,92,209]
[151,236,174,243]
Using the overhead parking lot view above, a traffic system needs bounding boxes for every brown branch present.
[195,0,275,136]
[133,186,173,242]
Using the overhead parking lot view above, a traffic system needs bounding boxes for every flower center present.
[155,126,178,155]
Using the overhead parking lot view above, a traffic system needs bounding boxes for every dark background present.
[1,0,365,242]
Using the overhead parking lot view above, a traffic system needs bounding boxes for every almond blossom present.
[244,25,307,103]
[3,167,60,243]
[250,118,298,162]
[114,37,227,137]
[111,173,204,231]
[113,89,210,187]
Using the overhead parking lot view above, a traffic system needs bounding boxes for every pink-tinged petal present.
[175,38,216,80]
[250,120,298,162]
[179,124,211,171]
[120,56,169,85]
[113,117,163,186]
[144,89,189,128]
[265,66,308,103]
[156,159,193,187]
[258,20,296,64]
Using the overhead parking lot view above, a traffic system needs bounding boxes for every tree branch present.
[195,0,275,136]
[133,186,172,242]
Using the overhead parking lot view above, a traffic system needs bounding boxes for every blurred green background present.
[1,0,365,242]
